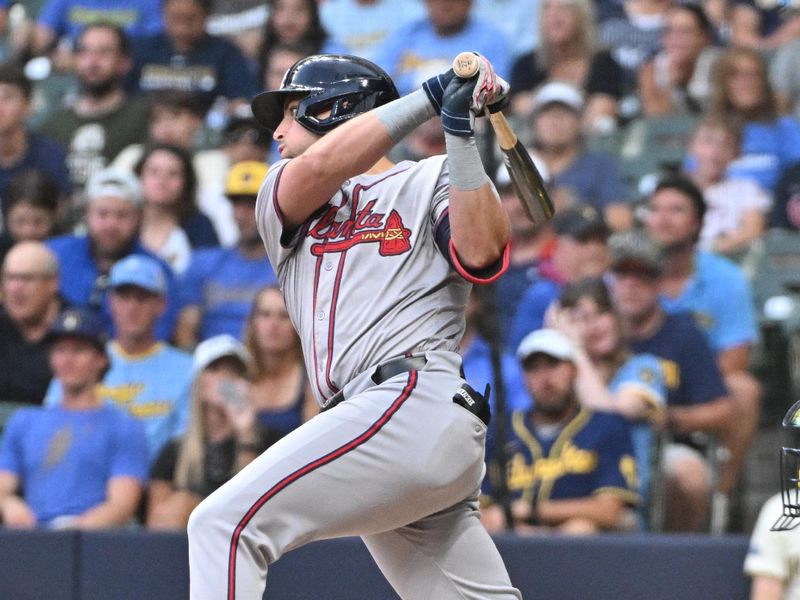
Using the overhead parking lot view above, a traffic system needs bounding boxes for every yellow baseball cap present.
[225,161,269,198]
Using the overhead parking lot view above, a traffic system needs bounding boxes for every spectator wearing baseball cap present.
[608,227,664,278]
[44,255,195,465]
[643,174,760,521]
[0,305,149,529]
[607,228,736,531]
[507,204,611,354]
[46,166,181,342]
[516,327,577,365]
[480,326,639,535]
[146,333,280,529]
[527,80,633,233]
[175,161,276,349]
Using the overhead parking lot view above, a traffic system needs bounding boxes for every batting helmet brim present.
[252,87,316,133]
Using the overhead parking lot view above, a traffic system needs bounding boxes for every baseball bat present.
[452,52,555,226]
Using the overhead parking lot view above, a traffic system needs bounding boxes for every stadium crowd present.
[0,0,797,592]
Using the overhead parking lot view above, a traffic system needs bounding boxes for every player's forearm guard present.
[374,89,437,142]
[445,133,490,190]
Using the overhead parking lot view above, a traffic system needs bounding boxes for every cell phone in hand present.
[218,379,248,413]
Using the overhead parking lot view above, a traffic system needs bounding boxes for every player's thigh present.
[192,379,486,555]
[362,498,521,600]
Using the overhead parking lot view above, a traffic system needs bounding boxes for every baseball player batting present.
[187,53,522,599]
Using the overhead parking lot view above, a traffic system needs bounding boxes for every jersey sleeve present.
[255,160,309,271]
[744,494,789,580]
[612,354,667,412]
[431,160,510,285]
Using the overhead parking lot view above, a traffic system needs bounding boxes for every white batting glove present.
[465,53,510,113]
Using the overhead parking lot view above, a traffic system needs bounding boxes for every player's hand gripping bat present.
[452,52,555,226]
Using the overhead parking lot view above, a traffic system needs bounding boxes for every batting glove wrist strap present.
[441,77,477,137]
[445,133,490,190]
[422,69,456,115]
[374,89,437,142]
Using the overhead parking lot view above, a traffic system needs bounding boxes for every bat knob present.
[452,52,480,78]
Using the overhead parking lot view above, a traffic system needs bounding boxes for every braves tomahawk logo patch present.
[308,200,412,256]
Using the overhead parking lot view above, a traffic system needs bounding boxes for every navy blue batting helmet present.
[251,54,399,135]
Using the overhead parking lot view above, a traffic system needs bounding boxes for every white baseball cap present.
[86,166,143,206]
[532,81,585,114]
[516,328,576,363]
[192,334,252,376]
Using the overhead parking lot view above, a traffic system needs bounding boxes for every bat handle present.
[452,52,480,78]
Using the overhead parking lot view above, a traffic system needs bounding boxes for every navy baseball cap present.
[48,307,108,351]
[109,255,166,295]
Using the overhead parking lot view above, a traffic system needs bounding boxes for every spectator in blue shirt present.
[527,81,633,231]
[175,161,276,348]
[32,0,163,55]
[508,204,610,354]
[320,0,424,64]
[461,286,529,415]
[491,174,557,346]
[46,166,180,341]
[374,0,512,96]
[44,254,192,464]
[0,307,148,529]
[687,47,800,193]
[644,174,760,501]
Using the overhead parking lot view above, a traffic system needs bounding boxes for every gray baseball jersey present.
[257,155,472,404]
[187,155,521,600]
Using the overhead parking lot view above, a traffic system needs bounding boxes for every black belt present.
[320,355,427,412]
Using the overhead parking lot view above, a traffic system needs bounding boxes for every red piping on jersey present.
[271,163,288,227]
[434,206,449,231]
[226,370,419,599]
[312,168,409,399]
[310,189,349,399]
[309,255,329,400]
[323,183,364,393]
[448,239,510,285]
